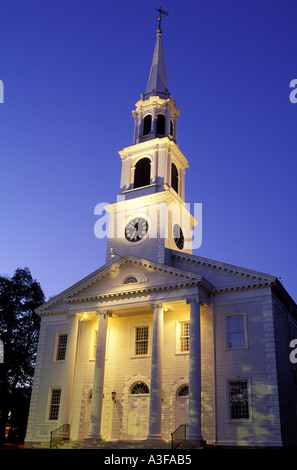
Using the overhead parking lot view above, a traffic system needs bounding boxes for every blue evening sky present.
[0,0,296,301]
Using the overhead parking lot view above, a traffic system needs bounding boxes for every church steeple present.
[132,17,180,145]
[104,9,197,266]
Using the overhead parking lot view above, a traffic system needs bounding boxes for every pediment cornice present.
[172,252,276,283]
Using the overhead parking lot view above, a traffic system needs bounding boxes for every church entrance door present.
[175,384,189,429]
[127,381,150,440]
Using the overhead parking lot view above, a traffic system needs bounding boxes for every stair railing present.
[49,424,70,448]
[171,423,188,449]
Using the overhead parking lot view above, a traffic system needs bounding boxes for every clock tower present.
[105,24,197,265]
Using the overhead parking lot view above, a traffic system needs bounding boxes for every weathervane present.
[156,3,169,34]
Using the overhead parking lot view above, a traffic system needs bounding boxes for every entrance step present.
[57,439,172,450]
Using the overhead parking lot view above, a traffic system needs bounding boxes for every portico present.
[58,268,211,444]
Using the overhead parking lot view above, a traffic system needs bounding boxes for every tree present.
[0,267,45,445]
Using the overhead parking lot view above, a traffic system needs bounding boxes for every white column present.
[148,303,163,440]
[138,109,143,142]
[151,106,156,134]
[59,313,79,426]
[187,299,203,442]
[88,312,108,439]
[133,111,138,143]
[165,106,170,136]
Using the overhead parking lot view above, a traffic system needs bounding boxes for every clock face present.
[125,217,148,242]
[173,224,184,250]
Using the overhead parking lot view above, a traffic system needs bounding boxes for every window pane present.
[177,385,189,397]
[136,341,148,355]
[227,316,245,348]
[135,327,148,355]
[136,327,148,341]
[229,381,249,420]
[49,389,61,420]
[56,334,68,360]
[181,322,190,337]
[130,382,149,394]
[180,321,190,352]
[123,276,138,284]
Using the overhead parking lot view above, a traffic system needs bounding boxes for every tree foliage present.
[0,267,45,444]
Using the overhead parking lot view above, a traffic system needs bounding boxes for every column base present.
[147,435,163,441]
[85,436,103,442]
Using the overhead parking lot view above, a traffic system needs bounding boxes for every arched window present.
[143,115,152,136]
[171,162,179,193]
[177,384,189,397]
[130,382,150,395]
[156,114,165,135]
[123,276,138,284]
[170,119,174,136]
[134,157,151,189]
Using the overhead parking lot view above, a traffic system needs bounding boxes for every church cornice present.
[172,251,277,283]
[118,137,188,169]
[213,281,274,294]
[133,95,180,117]
[105,189,197,226]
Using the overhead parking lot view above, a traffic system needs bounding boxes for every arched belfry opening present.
[134,157,151,189]
[156,114,165,135]
[171,162,179,194]
[143,115,152,136]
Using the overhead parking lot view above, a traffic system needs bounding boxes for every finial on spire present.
[155,3,169,36]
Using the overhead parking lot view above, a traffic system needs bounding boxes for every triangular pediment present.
[36,255,213,315]
[65,256,209,302]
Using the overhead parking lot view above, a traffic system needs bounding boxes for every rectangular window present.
[229,380,249,420]
[135,326,149,355]
[180,321,190,352]
[226,315,246,349]
[56,334,68,361]
[48,389,61,420]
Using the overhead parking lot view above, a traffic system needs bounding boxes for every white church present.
[25,16,297,449]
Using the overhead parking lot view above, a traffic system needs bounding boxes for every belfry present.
[25,9,297,449]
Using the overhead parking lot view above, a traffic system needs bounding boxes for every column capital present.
[95,310,110,318]
[150,303,163,310]
[186,295,204,306]
[67,311,78,319]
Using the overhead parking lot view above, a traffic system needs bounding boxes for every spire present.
[143,6,170,100]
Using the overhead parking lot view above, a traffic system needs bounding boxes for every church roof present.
[143,31,170,100]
